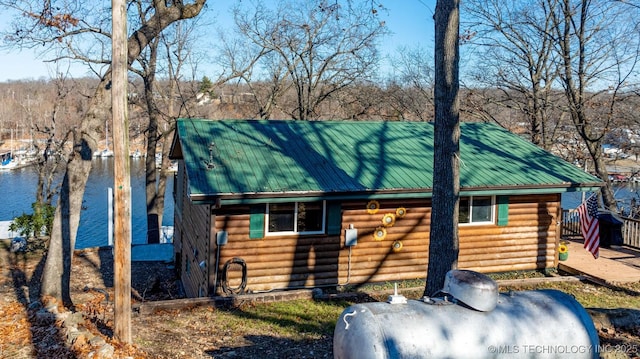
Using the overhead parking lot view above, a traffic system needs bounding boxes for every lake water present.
[0,158,174,249]
[562,183,640,215]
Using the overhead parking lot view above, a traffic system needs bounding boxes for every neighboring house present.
[169,119,603,297]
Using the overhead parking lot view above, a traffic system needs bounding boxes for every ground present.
[0,240,639,358]
[0,243,182,358]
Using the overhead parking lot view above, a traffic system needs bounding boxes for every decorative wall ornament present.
[382,213,396,227]
[373,226,387,241]
[366,200,380,214]
[392,240,403,252]
[396,207,407,218]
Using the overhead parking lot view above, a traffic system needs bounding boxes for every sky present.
[0,1,435,82]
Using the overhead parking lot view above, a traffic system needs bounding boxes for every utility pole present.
[112,0,132,343]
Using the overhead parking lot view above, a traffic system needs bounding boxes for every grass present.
[499,280,640,308]
[226,299,347,337]
[212,274,640,337]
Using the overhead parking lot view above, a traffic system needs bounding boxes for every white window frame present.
[459,196,495,226]
[265,200,326,236]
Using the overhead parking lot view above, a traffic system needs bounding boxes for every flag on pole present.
[576,194,600,259]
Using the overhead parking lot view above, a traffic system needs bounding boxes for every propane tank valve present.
[387,283,407,304]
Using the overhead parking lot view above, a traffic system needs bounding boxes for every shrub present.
[9,202,55,239]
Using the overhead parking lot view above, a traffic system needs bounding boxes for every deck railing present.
[560,210,581,238]
[561,209,640,249]
[622,216,640,249]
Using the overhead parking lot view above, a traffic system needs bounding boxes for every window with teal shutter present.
[249,205,265,239]
[497,196,509,226]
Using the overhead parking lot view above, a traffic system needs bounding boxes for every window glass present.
[459,196,494,224]
[298,202,323,232]
[471,196,492,222]
[268,203,295,232]
[459,197,470,223]
[267,201,325,234]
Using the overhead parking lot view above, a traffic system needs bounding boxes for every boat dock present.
[559,239,640,285]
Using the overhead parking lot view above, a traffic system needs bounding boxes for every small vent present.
[204,142,216,170]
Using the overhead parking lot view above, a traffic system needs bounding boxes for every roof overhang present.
[188,182,604,207]
[168,130,183,160]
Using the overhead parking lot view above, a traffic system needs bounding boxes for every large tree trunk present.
[156,131,173,229]
[41,78,110,304]
[143,47,162,244]
[145,118,160,244]
[589,142,616,209]
[425,0,461,297]
[142,38,172,244]
[144,118,172,244]
[143,127,171,244]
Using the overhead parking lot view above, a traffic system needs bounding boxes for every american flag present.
[576,194,600,259]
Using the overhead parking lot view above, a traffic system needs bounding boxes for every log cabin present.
[168,119,603,297]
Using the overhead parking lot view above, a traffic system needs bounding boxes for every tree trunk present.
[41,79,109,304]
[143,44,161,244]
[590,143,616,210]
[425,0,461,297]
[143,120,172,244]
[145,120,160,244]
[156,131,173,228]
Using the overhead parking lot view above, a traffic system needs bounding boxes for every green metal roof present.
[171,119,603,204]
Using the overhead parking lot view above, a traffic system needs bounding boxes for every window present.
[459,196,494,224]
[266,201,326,235]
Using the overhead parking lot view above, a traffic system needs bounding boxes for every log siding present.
[174,162,212,297]
[175,194,561,295]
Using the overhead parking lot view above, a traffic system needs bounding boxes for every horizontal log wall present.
[212,205,341,293]
[458,194,561,272]
[174,162,212,297]
[337,200,431,286]
[201,195,561,294]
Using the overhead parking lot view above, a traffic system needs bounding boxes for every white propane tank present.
[333,270,599,359]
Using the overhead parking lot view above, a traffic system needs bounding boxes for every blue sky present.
[0,1,435,82]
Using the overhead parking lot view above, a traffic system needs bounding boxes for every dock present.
[559,239,640,285]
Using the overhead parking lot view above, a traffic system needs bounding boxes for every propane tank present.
[333,270,599,359]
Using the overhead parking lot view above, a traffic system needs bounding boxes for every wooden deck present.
[559,240,640,285]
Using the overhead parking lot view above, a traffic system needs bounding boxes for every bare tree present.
[463,0,562,149]
[1,0,207,304]
[31,75,74,225]
[334,80,390,120]
[223,0,388,120]
[216,33,285,119]
[386,45,435,121]
[459,0,640,211]
[425,0,461,296]
[131,19,202,243]
[550,0,640,210]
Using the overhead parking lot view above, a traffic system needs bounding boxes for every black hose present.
[221,257,247,295]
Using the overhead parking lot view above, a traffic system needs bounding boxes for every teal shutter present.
[497,196,509,226]
[326,202,342,235]
[249,205,265,239]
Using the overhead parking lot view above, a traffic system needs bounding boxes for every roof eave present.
[188,182,604,206]
[168,129,183,160]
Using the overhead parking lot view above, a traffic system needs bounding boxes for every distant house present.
[169,119,603,297]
